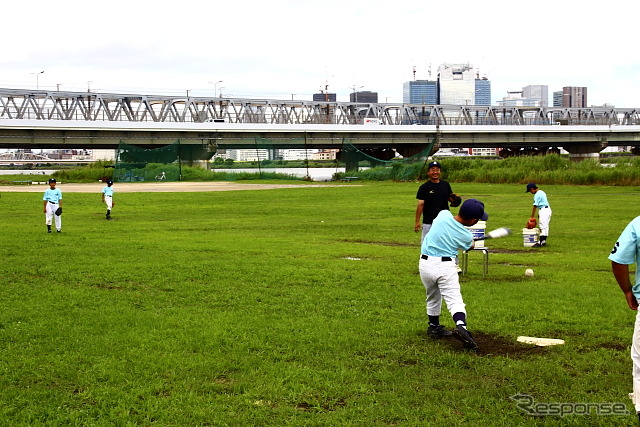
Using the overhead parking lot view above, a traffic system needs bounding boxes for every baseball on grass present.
[525,268,534,277]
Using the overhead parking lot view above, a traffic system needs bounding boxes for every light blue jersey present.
[102,186,114,197]
[533,189,550,208]
[43,188,62,204]
[609,216,640,299]
[421,210,473,258]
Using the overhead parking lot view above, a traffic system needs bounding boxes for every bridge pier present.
[396,144,439,159]
[563,141,608,162]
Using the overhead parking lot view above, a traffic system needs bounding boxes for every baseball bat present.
[473,227,512,241]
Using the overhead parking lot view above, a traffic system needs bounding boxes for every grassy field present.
[1,182,640,426]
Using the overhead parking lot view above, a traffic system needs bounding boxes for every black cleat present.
[56,230,61,233]
[428,325,453,338]
[453,325,478,350]
[531,242,542,248]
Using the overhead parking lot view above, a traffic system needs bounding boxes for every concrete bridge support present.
[563,141,608,162]
[395,143,440,160]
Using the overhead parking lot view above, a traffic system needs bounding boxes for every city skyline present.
[2,0,639,107]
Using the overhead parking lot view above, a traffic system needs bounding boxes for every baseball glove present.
[55,207,63,216]
[526,217,536,229]
[449,194,462,207]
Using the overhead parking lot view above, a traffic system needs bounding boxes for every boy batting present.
[419,198,489,351]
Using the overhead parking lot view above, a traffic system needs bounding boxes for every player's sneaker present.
[453,325,478,350]
[427,325,453,338]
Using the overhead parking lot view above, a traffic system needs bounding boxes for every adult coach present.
[609,216,640,421]
[525,183,552,247]
[414,161,459,243]
[102,179,115,220]
[419,198,488,350]
[42,178,62,233]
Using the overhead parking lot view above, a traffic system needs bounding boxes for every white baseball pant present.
[538,207,552,236]
[419,256,466,317]
[630,309,640,412]
[104,195,113,210]
[45,202,61,231]
[420,224,432,244]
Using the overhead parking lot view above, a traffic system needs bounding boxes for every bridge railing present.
[1,88,639,126]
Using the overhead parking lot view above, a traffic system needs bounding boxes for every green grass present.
[1,182,639,426]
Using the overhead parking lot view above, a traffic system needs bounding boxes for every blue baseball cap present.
[525,183,538,193]
[459,198,489,221]
[427,161,441,169]
[48,178,56,183]
[106,179,113,185]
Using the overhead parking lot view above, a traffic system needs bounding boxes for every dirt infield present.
[0,181,356,193]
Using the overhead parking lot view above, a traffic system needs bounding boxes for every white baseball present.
[525,268,534,277]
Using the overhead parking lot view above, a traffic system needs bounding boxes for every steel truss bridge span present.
[1,120,640,161]
[2,88,640,127]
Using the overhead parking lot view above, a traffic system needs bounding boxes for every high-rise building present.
[313,92,336,102]
[438,63,476,105]
[350,91,378,103]
[402,80,437,104]
[475,78,491,106]
[522,85,548,107]
[562,86,587,107]
[498,91,541,107]
[553,91,563,107]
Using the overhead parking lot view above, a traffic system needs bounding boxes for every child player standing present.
[525,183,552,247]
[101,179,115,220]
[419,198,489,351]
[43,178,62,233]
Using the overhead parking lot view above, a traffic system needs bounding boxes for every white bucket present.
[523,228,540,247]
[467,221,487,247]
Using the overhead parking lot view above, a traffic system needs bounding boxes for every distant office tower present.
[498,91,540,107]
[313,92,337,102]
[562,86,587,107]
[475,78,491,106]
[553,91,563,107]
[438,63,476,105]
[403,80,437,104]
[523,85,548,107]
[350,91,378,103]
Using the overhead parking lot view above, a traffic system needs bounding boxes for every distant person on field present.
[525,183,552,247]
[43,178,62,233]
[609,216,640,422]
[101,179,115,220]
[419,198,489,351]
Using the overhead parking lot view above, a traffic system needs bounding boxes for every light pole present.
[351,85,364,103]
[32,71,44,89]
[351,85,364,123]
[218,87,225,98]
[209,80,222,97]
[87,81,93,93]
[291,94,297,100]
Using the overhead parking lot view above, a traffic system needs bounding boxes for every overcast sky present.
[3,0,639,107]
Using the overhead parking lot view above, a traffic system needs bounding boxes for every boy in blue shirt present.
[101,179,115,220]
[610,216,640,420]
[526,183,552,247]
[419,198,489,351]
[42,178,62,233]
